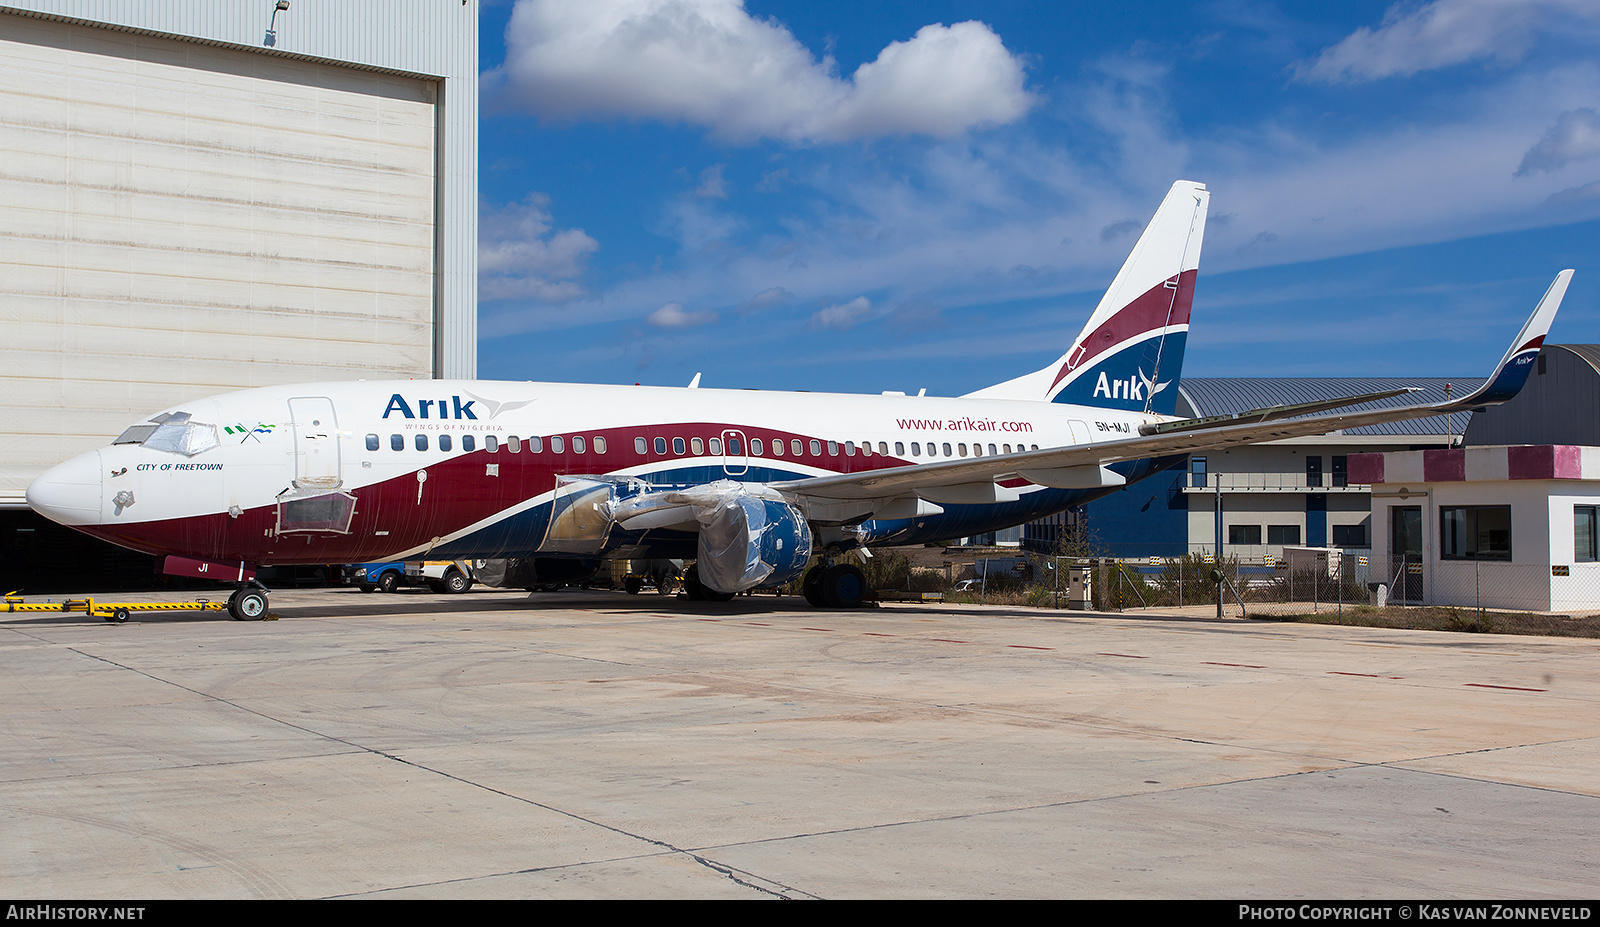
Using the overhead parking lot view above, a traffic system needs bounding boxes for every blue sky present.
[474,0,1600,396]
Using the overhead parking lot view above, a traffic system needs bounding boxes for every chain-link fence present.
[925,547,1600,635]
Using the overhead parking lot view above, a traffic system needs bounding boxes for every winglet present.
[1450,270,1572,408]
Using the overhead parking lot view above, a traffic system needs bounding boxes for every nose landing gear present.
[227,583,270,621]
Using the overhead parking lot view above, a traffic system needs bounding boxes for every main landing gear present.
[802,562,866,609]
[227,583,270,621]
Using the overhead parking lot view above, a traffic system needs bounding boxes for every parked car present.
[343,560,474,594]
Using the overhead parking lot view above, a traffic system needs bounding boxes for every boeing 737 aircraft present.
[26,181,1573,618]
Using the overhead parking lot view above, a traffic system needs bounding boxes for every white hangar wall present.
[0,1,478,503]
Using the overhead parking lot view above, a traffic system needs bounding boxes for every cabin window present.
[845,441,856,456]
[594,436,606,454]
[1004,444,1012,454]
[791,439,803,456]
[572,436,585,454]
[508,436,521,453]
[391,434,404,451]
[910,442,921,456]
[415,434,428,451]
[809,440,821,456]
[724,438,737,455]
[462,435,475,452]
[439,434,452,452]
[879,442,889,456]
[943,443,953,457]
[771,439,784,457]
[365,434,379,451]
[895,442,905,456]
[827,441,838,456]
[529,436,544,453]
[673,437,685,455]
[635,437,648,454]
[988,444,998,456]
[655,437,667,454]
[486,435,499,453]
[691,437,704,456]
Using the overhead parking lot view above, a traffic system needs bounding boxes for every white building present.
[1354,445,1600,612]
[0,1,478,506]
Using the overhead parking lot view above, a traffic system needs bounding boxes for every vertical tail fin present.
[965,180,1209,415]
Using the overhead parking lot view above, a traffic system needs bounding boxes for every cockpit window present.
[113,424,159,445]
[116,412,220,457]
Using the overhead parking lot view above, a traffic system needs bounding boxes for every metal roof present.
[1175,377,1481,436]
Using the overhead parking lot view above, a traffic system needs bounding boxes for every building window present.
[1577,506,1598,562]
[1190,456,1206,488]
[1267,525,1300,545]
[1440,506,1512,560]
[1306,456,1323,488]
[1332,524,1367,547]
[1229,525,1262,545]
[1332,455,1348,488]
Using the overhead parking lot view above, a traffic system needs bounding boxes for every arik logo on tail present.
[1092,367,1171,403]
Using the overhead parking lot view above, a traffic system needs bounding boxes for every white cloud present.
[1297,0,1600,83]
[648,301,718,327]
[810,296,873,330]
[1518,107,1600,174]
[696,164,728,198]
[487,0,1034,143]
[479,194,599,302]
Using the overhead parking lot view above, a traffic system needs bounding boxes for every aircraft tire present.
[822,564,867,609]
[801,566,827,607]
[229,589,268,621]
[376,571,401,594]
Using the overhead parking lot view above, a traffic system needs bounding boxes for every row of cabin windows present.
[367,434,608,454]
[367,432,1042,461]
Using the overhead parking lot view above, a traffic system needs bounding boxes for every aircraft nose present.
[26,450,104,526]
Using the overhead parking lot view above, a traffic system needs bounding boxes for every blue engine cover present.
[696,495,814,593]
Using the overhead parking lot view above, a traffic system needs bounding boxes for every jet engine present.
[676,481,813,594]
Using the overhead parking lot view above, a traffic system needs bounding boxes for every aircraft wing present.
[774,270,1571,506]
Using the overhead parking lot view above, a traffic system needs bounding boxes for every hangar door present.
[0,14,438,500]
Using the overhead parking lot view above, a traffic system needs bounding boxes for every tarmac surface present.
[3,586,1598,899]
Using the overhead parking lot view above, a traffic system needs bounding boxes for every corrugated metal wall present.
[0,1,477,501]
